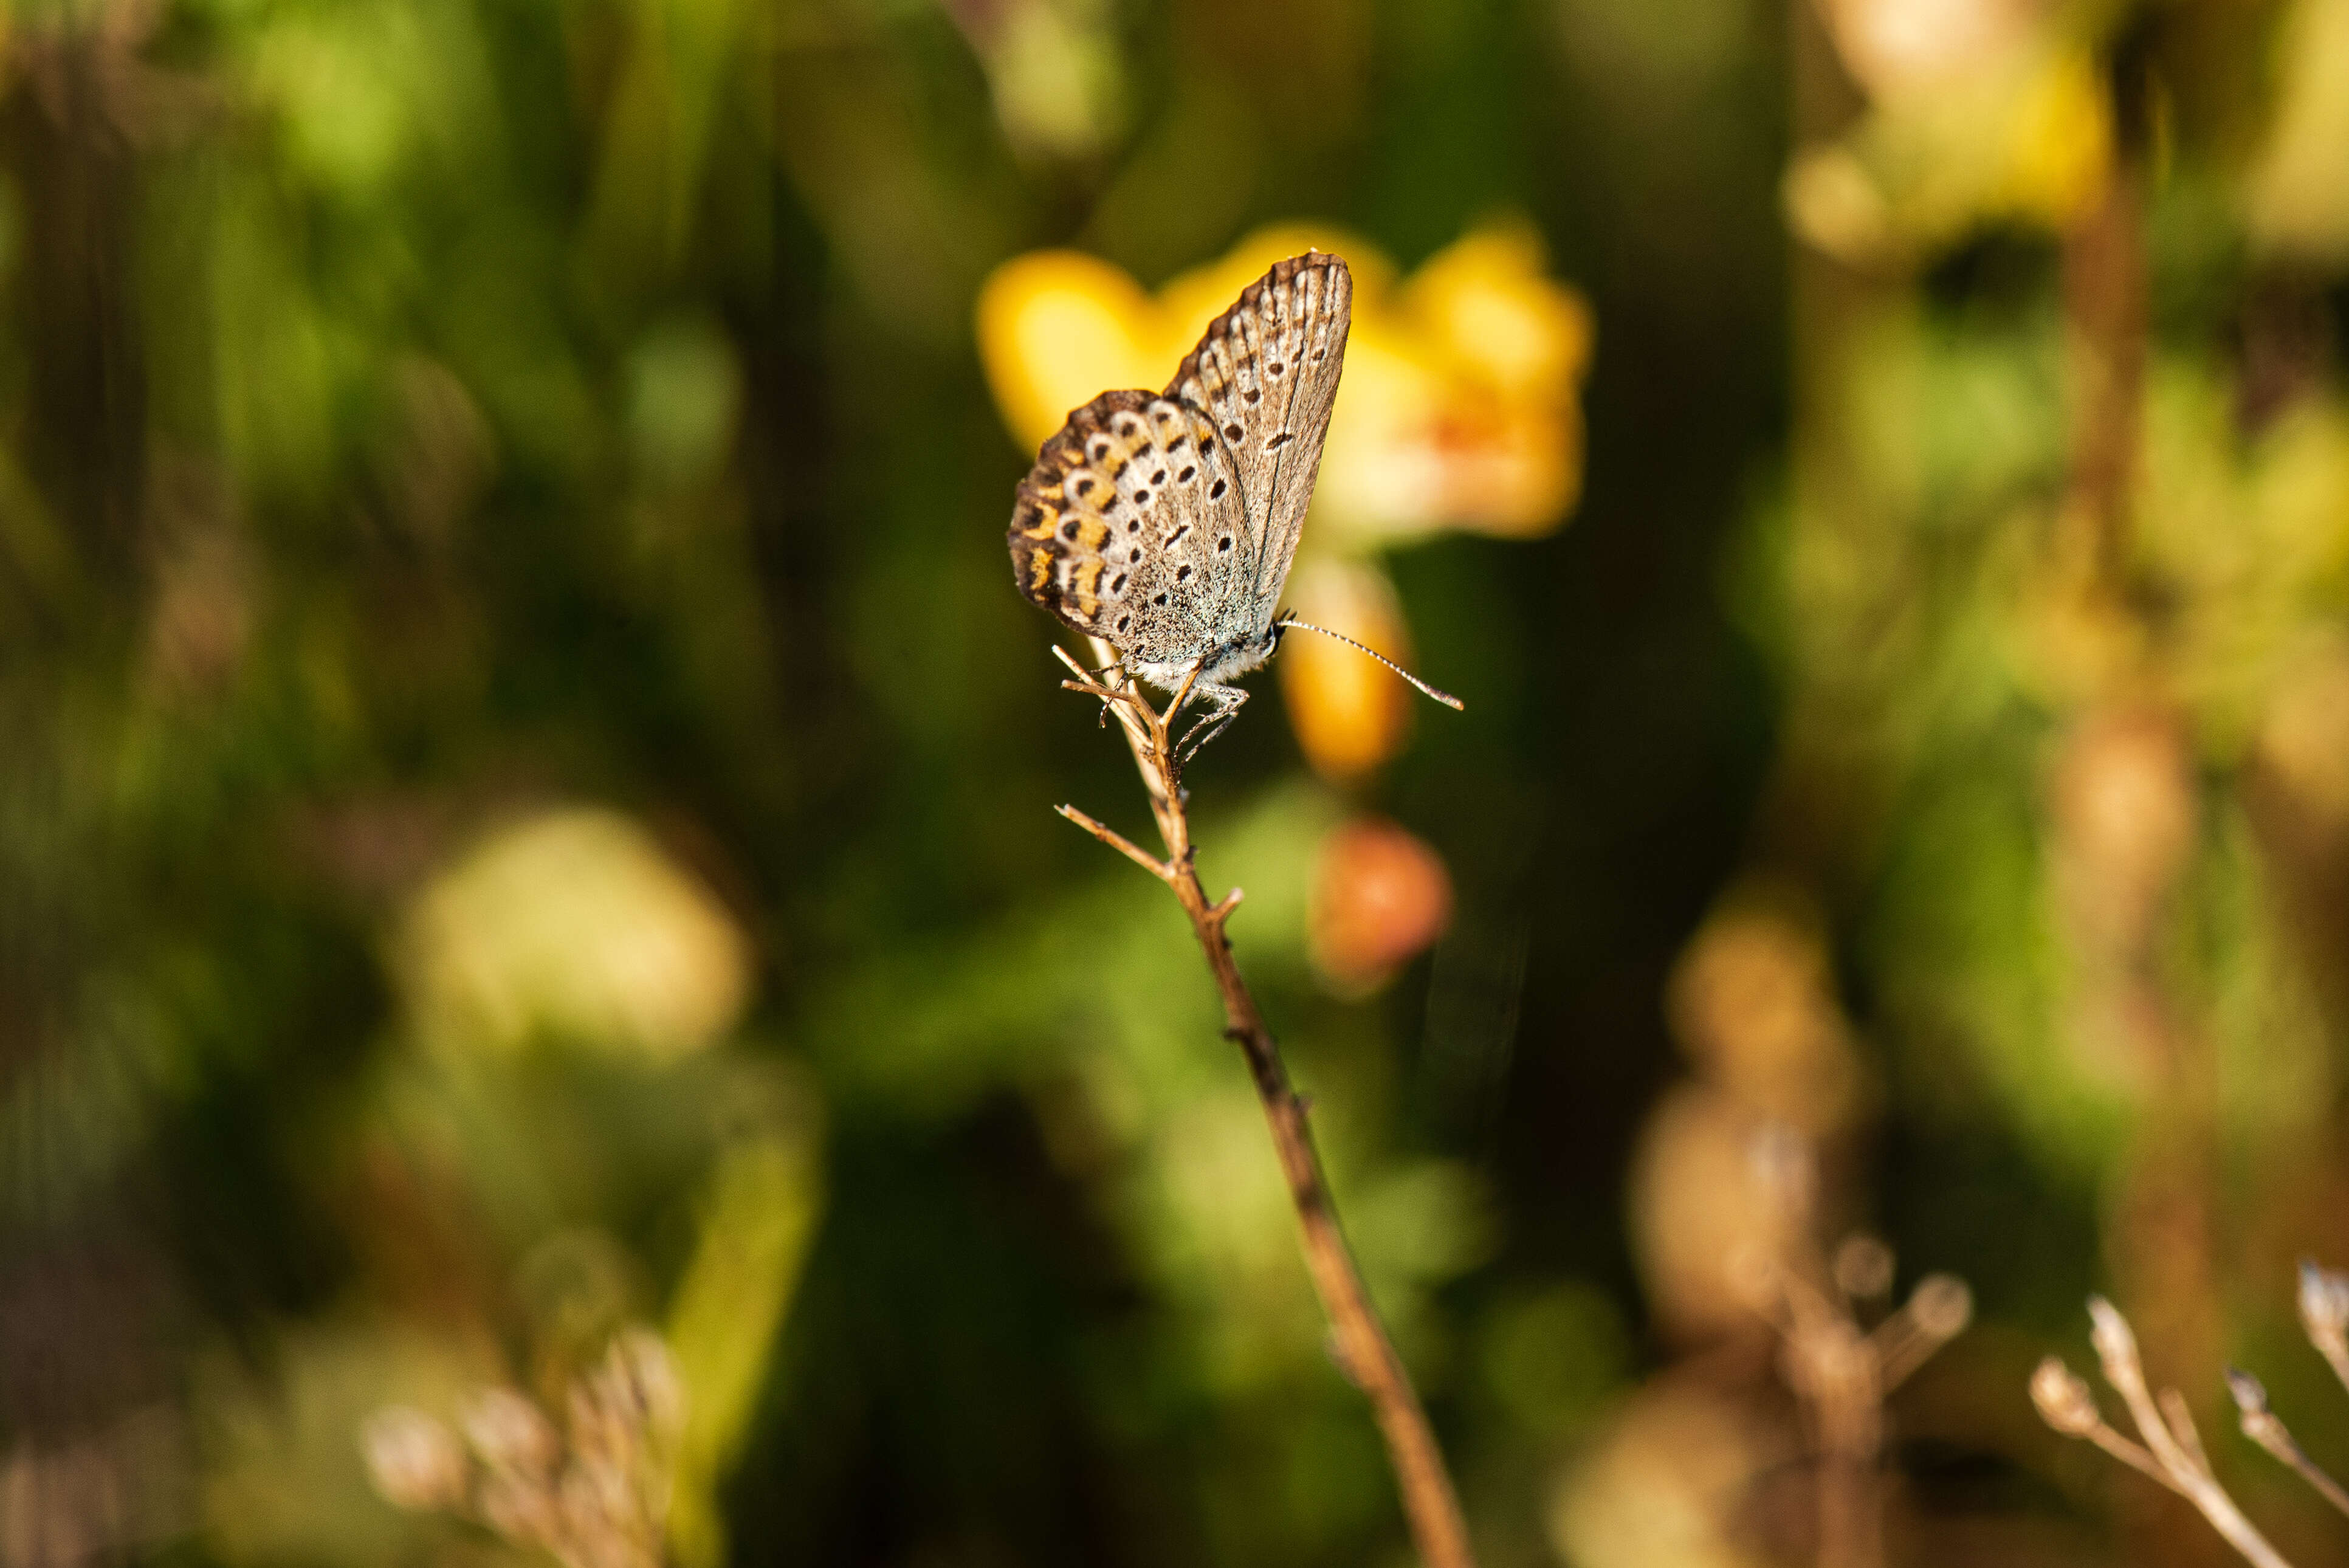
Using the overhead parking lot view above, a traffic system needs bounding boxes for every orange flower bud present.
[1308,814,1453,994]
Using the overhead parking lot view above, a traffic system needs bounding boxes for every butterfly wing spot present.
[1169,524,1191,545]
[1152,469,1167,484]
[1217,535,1233,552]
[1152,592,1169,606]
[1243,388,1260,404]
[1176,565,1192,582]
[1223,423,1243,441]
[1209,480,1226,500]
[1268,362,1284,376]
[1060,520,1079,540]
[1128,520,1141,534]
[1110,573,1127,593]
[1178,466,1196,482]
[1267,432,1293,449]
[1134,490,1150,505]
[1116,613,1132,631]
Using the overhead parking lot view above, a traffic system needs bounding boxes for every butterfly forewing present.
[1164,253,1352,631]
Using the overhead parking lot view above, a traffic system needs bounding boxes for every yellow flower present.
[1785,40,2112,264]
[976,221,1590,543]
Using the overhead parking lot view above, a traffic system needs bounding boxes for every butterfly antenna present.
[1278,616,1465,710]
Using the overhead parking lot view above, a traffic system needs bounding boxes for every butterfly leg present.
[1173,683,1250,770]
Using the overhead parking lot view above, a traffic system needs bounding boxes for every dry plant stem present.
[2232,1370,2349,1522]
[2241,1411,2349,1520]
[1050,642,1478,1568]
[2313,1338,2349,1399]
[2088,1422,2195,1496]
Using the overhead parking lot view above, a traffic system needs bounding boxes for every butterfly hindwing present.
[1006,390,1250,658]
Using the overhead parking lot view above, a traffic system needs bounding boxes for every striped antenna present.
[1278,616,1465,710]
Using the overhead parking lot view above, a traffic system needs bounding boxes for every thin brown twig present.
[1048,640,1478,1568]
[2230,1369,2349,1522]
[1738,1142,1970,1568]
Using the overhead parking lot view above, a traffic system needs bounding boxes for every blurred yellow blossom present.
[1819,0,2035,103]
[1786,36,2110,264]
[1666,894,1862,1135]
[1549,1375,1780,1568]
[395,808,752,1061]
[2246,0,2349,261]
[976,221,1590,545]
[1279,557,1415,779]
[977,250,1166,450]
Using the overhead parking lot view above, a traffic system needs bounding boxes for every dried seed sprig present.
[2032,1298,2292,1568]
[363,1328,684,1568]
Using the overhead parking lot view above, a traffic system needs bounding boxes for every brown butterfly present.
[1006,251,1458,760]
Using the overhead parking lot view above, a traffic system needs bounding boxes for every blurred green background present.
[5,0,2349,1562]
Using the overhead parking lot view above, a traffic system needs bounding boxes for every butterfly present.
[1006,250,1459,762]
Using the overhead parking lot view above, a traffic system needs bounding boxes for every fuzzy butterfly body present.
[1008,253,1353,743]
